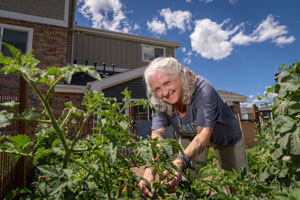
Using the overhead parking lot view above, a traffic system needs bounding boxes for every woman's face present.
[149,70,183,106]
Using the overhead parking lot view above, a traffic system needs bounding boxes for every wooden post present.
[252,104,257,121]
[16,77,28,189]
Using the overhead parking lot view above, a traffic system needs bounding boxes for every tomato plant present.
[1,43,300,199]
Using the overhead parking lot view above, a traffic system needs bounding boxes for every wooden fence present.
[0,94,98,199]
[0,95,29,200]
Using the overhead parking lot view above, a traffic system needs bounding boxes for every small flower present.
[41,176,47,180]
[282,156,291,162]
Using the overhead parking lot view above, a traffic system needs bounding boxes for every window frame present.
[123,98,152,121]
[141,44,166,62]
[0,23,34,54]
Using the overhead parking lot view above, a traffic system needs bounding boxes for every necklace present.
[175,104,185,127]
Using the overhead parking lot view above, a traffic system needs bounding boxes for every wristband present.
[176,153,191,169]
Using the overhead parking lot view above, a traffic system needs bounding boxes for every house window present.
[124,98,152,121]
[130,105,152,121]
[0,24,33,56]
[142,44,165,62]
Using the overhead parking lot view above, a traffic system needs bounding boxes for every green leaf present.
[5,188,31,200]
[272,116,295,134]
[119,121,129,130]
[278,133,290,149]
[46,67,58,75]
[85,181,98,190]
[86,67,101,81]
[278,168,289,178]
[64,101,74,108]
[19,108,40,120]
[33,147,46,165]
[3,42,21,58]
[7,135,31,147]
[9,154,21,165]
[0,110,14,128]
[290,188,300,200]
[121,88,131,103]
[259,170,269,181]
[266,86,274,93]
[289,128,300,155]
[0,101,19,112]
[0,136,4,142]
[289,101,300,115]
[278,128,300,155]
[271,148,283,161]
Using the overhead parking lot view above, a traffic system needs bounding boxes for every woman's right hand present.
[138,168,155,198]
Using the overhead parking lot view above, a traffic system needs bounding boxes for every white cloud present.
[190,18,239,60]
[186,50,193,56]
[248,95,254,99]
[231,14,295,46]
[183,57,192,64]
[228,0,238,4]
[201,0,237,4]
[146,18,167,35]
[181,47,193,64]
[274,36,295,46]
[201,0,214,3]
[190,14,295,60]
[78,0,135,33]
[133,24,141,31]
[186,0,192,2]
[160,8,192,33]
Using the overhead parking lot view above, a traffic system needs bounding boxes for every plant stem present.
[70,157,104,184]
[101,155,112,200]
[12,117,51,124]
[29,81,70,168]
[69,112,91,152]
[45,76,63,100]
[59,109,72,129]
[0,150,33,158]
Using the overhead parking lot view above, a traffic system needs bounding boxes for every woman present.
[138,57,248,198]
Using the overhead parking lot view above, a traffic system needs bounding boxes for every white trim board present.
[54,84,86,93]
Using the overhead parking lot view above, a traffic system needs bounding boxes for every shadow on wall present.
[136,121,173,139]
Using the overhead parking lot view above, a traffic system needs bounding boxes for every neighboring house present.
[54,25,181,119]
[217,90,247,117]
[241,102,273,122]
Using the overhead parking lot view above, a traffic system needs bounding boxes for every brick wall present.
[0,18,68,110]
[50,92,84,117]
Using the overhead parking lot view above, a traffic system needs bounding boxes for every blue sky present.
[75,0,300,107]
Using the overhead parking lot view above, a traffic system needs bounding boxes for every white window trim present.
[141,44,166,62]
[0,23,33,53]
[123,98,151,121]
[0,0,69,28]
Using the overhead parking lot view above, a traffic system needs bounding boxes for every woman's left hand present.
[162,159,183,193]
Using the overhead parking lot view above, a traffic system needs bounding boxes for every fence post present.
[252,104,257,121]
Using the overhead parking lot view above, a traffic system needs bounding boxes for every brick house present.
[0,0,76,111]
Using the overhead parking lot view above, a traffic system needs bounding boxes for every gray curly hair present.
[144,57,198,116]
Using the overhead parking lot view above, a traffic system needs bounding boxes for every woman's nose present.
[161,87,168,97]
